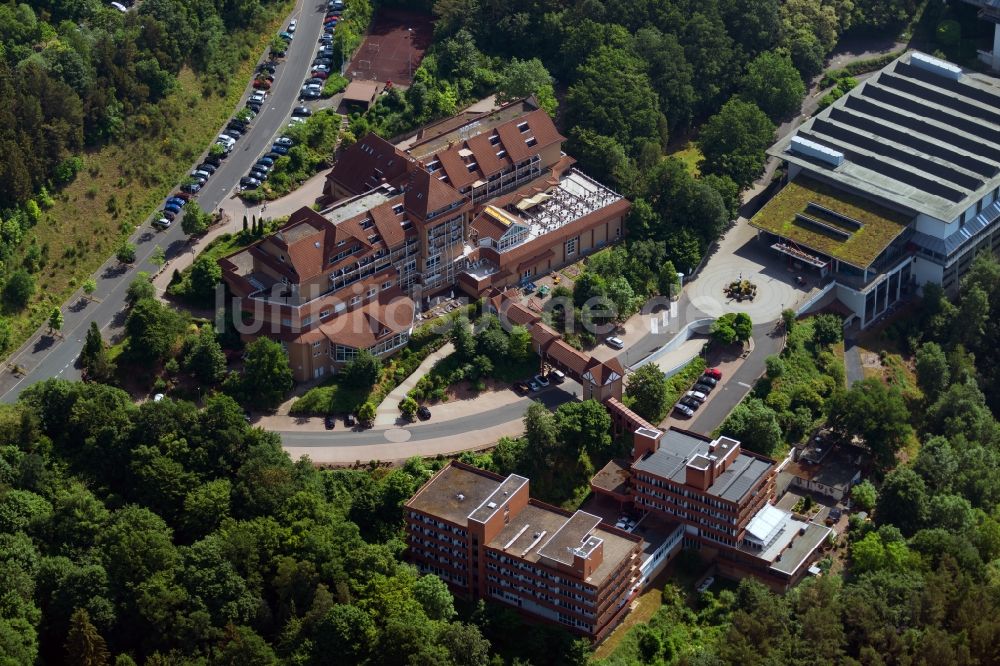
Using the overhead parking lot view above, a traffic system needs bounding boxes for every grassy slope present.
[7,2,293,353]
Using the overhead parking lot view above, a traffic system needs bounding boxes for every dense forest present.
[0,379,597,665]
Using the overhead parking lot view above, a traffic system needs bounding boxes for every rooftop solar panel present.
[878,72,1000,128]
[829,107,998,178]
[859,85,1000,146]
[811,118,984,191]
[895,61,1000,109]
[797,131,967,202]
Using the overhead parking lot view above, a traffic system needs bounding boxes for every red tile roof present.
[318,288,415,350]
[404,164,466,219]
[545,340,591,375]
[327,134,408,197]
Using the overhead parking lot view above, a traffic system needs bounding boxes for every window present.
[525,137,537,147]
[496,149,507,159]
[426,254,441,269]
[301,315,313,327]
[382,280,393,290]
[350,296,361,305]
[312,341,322,356]
[466,162,478,172]
[320,309,332,319]
[517,121,529,133]
[566,237,577,257]
[489,134,500,145]
[337,239,346,247]
[393,203,405,215]
[367,287,377,298]
[522,268,532,279]
[361,219,373,229]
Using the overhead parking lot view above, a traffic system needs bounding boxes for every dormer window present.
[392,203,404,215]
[368,234,380,243]
[525,137,537,147]
[361,219,373,229]
[489,134,500,145]
[496,149,507,159]
[337,239,346,247]
[517,121,529,133]
[466,162,478,172]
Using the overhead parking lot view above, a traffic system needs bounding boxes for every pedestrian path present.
[374,342,454,425]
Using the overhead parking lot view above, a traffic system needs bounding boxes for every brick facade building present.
[220,98,629,381]
[405,462,642,642]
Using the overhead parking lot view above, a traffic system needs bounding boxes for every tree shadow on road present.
[33,335,55,353]
[103,264,128,279]
[69,298,89,314]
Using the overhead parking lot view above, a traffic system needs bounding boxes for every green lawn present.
[667,141,703,176]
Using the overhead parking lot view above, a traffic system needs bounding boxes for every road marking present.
[737,381,752,388]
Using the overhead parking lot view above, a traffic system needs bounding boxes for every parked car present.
[252,79,271,90]
[826,507,843,525]
[227,119,247,131]
[697,577,715,594]
[278,31,293,41]
[173,191,192,201]
[313,58,333,67]
[271,145,289,155]
[549,369,566,383]
[319,35,332,44]
[300,88,320,100]
[345,413,356,427]
[679,396,701,410]
[153,217,172,229]
[253,162,271,173]
[166,197,186,207]
[275,136,294,147]
[704,367,723,380]
[528,380,541,392]
[310,70,329,80]
[674,403,694,417]
[246,102,262,114]
[160,210,176,221]
[239,176,260,189]
[685,390,707,403]
[698,375,718,388]
[292,106,312,117]
[249,169,268,181]
[198,163,217,174]
[181,182,201,194]
[417,405,431,420]
[288,19,297,32]
[257,156,275,166]
[324,414,336,430]
[204,155,222,167]
[258,62,276,74]
[164,203,182,215]
[534,374,550,388]
[693,382,715,395]
[192,169,211,179]
[606,336,625,350]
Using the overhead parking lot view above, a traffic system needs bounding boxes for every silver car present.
[685,390,707,403]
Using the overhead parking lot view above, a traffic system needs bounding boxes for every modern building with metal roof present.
[758,51,1000,327]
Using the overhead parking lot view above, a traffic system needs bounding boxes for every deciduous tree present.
[626,363,669,423]
[698,98,775,189]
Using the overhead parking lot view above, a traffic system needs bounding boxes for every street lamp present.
[407,28,414,81]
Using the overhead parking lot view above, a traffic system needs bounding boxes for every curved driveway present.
[0,0,325,403]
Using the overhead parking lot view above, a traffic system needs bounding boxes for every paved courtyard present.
[687,220,814,323]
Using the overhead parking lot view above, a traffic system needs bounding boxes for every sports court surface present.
[346,9,433,86]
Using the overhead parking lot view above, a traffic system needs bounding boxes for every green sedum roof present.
[750,176,910,269]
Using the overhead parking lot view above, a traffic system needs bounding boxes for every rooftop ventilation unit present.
[910,52,962,81]
[790,136,845,167]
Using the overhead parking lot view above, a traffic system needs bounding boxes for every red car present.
[310,70,329,79]
[253,79,271,90]
[704,367,723,380]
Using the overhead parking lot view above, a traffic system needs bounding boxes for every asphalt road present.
[0,0,325,404]
[689,323,783,435]
[278,382,579,447]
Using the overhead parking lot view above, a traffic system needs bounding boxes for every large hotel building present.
[405,426,831,641]
[219,98,629,380]
[405,462,647,642]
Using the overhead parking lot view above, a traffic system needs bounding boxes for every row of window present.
[408,512,467,536]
